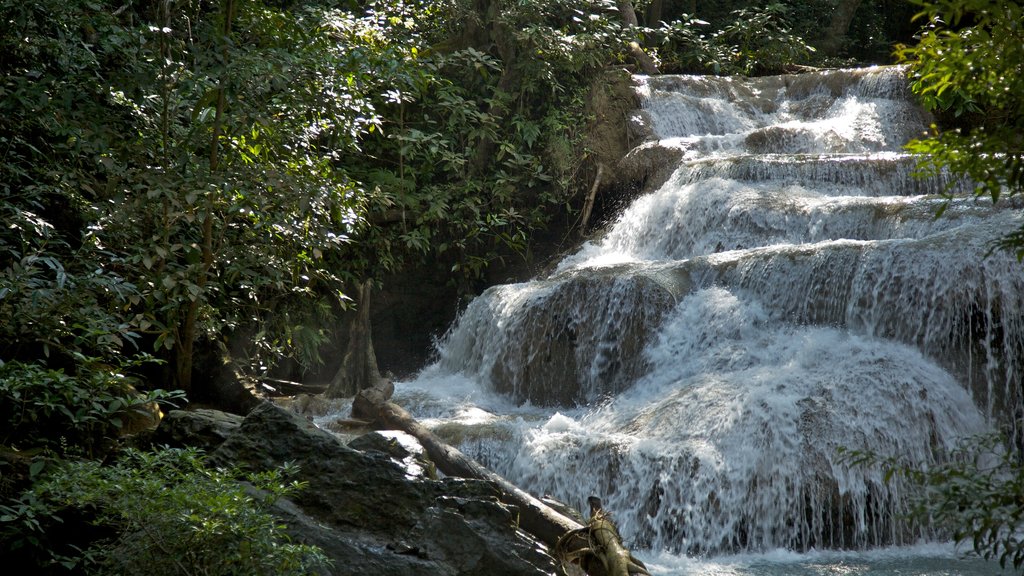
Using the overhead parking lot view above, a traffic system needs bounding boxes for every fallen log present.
[356,386,577,545]
[353,386,650,575]
[556,497,649,576]
[256,377,328,396]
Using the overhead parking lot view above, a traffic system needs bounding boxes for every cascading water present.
[387,67,1024,573]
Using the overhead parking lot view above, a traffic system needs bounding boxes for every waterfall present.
[409,66,1024,557]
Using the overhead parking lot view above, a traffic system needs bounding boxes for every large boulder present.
[264,494,445,576]
[202,402,561,575]
[404,496,560,576]
[152,408,243,452]
[348,430,437,480]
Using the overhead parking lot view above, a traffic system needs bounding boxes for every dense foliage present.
[1,448,326,574]
[648,3,816,75]
[896,0,1024,257]
[0,0,365,391]
[0,358,183,456]
[0,0,648,392]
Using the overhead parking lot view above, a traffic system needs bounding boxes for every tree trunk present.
[557,510,648,576]
[817,0,862,56]
[325,281,385,398]
[363,391,577,544]
[579,162,604,237]
[466,0,520,177]
[354,387,650,575]
[174,0,235,395]
[615,0,660,75]
[644,0,663,26]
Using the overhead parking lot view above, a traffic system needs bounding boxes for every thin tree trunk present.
[175,0,235,394]
[615,0,660,75]
[817,0,862,56]
[645,0,663,26]
[579,162,604,237]
[325,281,385,398]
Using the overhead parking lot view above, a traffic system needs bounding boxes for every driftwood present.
[354,386,650,575]
[257,377,328,396]
[356,385,577,545]
[556,497,649,576]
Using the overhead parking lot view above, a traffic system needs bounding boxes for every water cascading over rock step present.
[427,66,1024,555]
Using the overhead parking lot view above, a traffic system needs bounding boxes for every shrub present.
[0,447,328,575]
[0,359,183,456]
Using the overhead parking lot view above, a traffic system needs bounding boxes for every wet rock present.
[618,142,684,191]
[198,402,561,575]
[266,493,446,576]
[152,408,243,451]
[209,402,432,533]
[447,269,677,405]
[274,393,349,417]
[404,496,556,576]
[348,430,437,480]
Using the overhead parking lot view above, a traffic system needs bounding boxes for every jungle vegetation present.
[0,0,1021,572]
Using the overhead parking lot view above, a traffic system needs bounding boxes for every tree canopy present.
[0,0,632,396]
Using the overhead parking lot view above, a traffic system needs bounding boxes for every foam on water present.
[635,67,929,159]
[558,179,1005,269]
[638,543,1010,576]
[495,288,988,553]
[386,66,1022,569]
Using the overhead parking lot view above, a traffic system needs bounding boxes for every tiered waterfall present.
[402,66,1024,557]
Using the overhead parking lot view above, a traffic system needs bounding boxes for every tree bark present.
[817,0,862,56]
[175,0,235,395]
[644,0,663,27]
[362,391,578,545]
[354,387,650,575]
[616,0,660,75]
[579,162,605,237]
[325,281,385,398]
[557,512,647,575]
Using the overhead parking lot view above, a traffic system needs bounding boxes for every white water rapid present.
[380,67,1024,573]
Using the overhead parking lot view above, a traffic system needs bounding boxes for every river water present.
[380,66,1023,574]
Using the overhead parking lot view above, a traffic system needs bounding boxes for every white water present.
[379,67,1023,573]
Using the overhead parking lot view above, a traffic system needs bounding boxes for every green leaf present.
[29,459,45,479]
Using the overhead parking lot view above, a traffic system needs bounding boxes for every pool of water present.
[637,544,1010,576]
